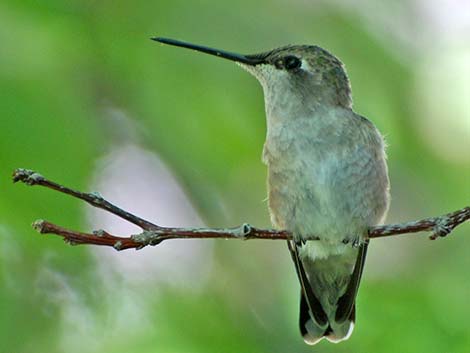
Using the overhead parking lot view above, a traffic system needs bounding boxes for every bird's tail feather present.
[288,241,368,345]
[300,292,355,344]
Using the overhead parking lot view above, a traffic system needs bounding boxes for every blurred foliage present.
[1,1,469,352]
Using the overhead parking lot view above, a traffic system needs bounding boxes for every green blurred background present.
[1,1,469,352]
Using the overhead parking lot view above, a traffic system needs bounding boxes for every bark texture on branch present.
[13,168,469,251]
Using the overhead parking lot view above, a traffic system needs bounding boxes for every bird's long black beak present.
[151,37,264,66]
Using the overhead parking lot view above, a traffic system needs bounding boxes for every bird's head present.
[152,38,352,116]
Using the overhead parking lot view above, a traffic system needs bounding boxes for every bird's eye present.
[283,56,301,70]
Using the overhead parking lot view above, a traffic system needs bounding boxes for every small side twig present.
[13,168,469,251]
[13,168,158,231]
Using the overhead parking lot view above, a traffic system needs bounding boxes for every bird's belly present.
[263,117,390,259]
[267,155,387,250]
[268,169,351,238]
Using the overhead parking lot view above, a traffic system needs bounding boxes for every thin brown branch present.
[13,168,159,231]
[13,168,469,251]
[31,219,291,250]
[32,220,142,250]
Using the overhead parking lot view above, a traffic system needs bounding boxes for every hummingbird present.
[152,37,390,345]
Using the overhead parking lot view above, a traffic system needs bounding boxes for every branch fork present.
[12,168,469,251]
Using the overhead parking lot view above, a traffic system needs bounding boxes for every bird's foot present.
[342,235,362,248]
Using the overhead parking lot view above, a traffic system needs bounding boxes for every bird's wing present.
[335,240,369,323]
[287,240,328,327]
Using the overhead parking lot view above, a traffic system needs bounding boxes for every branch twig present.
[13,168,158,231]
[13,168,469,251]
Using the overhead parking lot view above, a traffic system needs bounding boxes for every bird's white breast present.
[263,109,389,259]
